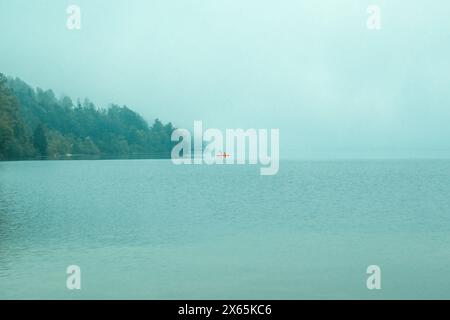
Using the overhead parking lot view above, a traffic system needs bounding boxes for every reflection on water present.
[1,160,450,299]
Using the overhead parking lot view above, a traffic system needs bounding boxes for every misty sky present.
[1,0,449,158]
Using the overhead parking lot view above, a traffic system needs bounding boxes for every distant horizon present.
[3,71,450,160]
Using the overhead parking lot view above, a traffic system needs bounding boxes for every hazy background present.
[1,0,449,158]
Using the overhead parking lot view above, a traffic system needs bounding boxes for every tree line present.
[0,73,177,160]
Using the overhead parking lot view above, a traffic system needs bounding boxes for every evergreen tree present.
[0,73,34,160]
[32,124,47,156]
[1,74,177,160]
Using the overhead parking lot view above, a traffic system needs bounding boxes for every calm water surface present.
[0,160,449,299]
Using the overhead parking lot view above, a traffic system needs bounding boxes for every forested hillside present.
[0,73,176,160]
